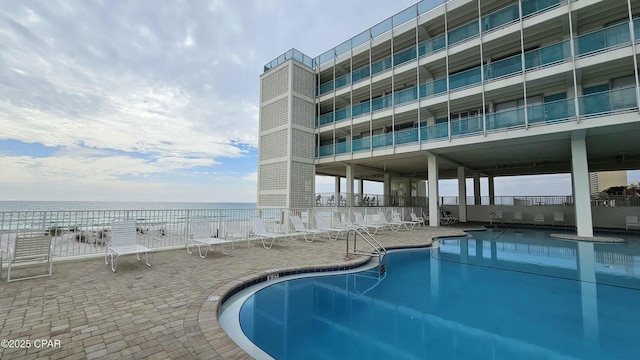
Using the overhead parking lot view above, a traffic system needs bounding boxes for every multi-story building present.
[259,0,640,237]
[589,171,629,196]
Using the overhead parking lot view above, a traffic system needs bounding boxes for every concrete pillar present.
[428,155,439,227]
[458,166,467,222]
[488,176,495,205]
[473,172,481,205]
[334,176,340,207]
[384,173,391,206]
[346,164,354,207]
[571,132,594,237]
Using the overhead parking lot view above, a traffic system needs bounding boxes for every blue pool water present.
[237,229,640,359]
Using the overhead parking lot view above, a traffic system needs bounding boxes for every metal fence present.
[314,193,428,207]
[0,206,428,261]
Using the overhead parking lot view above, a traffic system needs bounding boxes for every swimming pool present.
[221,228,640,359]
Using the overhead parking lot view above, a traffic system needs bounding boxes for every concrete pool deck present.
[0,224,481,359]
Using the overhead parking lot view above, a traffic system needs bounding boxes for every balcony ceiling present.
[315,119,640,181]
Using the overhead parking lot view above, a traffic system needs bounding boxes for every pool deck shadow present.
[0,224,475,359]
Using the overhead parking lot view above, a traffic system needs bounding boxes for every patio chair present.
[289,215,328,242]
[440,210,458,225]
[422,212,430,225]
[249,217,288,249]
[186,218,233,258]
[314,213,348,240]
[222,221,249,248]
[391,211,415,230]
[105,220,153,273]
[626,216,640,230]
[7,233,54,283]
[410,211,425,227]
[512,210,523,224]
[376,210,404,231]
[489,210,503,224]
[552,212,566,227]
[533,214,545,225]
[354,212,385,234]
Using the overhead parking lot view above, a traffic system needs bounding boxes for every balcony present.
[316,87,638,157]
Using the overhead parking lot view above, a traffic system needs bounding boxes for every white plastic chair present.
[249,218,288,249]
[512,210,523,224]
[410,212,425,227]
[314,213,347,240]
[626,216,640,230]
[552,212,566,226]
[533,214,545,225]
[105,220,153,272]
[289,215,328,242]
[7,233,54,283]
[186,218,233,258]
[354,212,385,234]
[440,210,458,225]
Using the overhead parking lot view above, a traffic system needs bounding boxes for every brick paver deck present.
[0,225,478,359]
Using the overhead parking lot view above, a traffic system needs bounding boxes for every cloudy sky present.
[0,0,638,203]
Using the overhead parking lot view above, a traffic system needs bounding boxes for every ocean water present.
[0,201,257,212]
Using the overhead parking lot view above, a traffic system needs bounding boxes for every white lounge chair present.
[552,212,566,226]
[222,221,248,247]
[314,213,348,240]
[377,210,404,231]
[186,218,233,258]
[391,211,415,230]
[410,211,425,227]
[289,215,328,242]
[512,210,523,224]
[7,233,54,283]
[489,210,503,224]
[626,216,640,230]
[354,212,385,234]
[533,214,545,225]
[249,218,288,249]
[105,220,153,273]
[440,210,458,225]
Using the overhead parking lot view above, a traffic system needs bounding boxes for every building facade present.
[259,0,640,236]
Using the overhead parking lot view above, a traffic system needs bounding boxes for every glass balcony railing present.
[418,34,446,58]
[486,108,525,130]
[449,67,482,90]
[482,2,519,31]
[352,137,371,152]
[527,98,576,124]
[579,87,637,116]
[420,78,448,98]
[448,20,479,46]
[522,0,562,17]
[420,123,449,141]
[372,133,394,149]
[393,46,417,67]
[317,112,334,126]
[372,94,393,112]
[335,141,350,155]
[450,116,483,137]
[335,73,351,90]
[335,107,351,122]
[316,88,639,158]
[318,144,334,157]
[635,18,640,41]
[575,22,631,56]
[318,81,334,96]
[394,87,419,106]
[525,40,571,69]
[485,54,522,80]
[395,128,418,145]
[352,101,371,118]
[352,66,371,83]
[371,56,393,76]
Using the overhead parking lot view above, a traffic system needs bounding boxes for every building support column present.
[488,176,495,205]
[346,164,354,207]
[428,155,440,227]
[571,132,594,237]
[458,167,467,222]
[473,172,481,205]
[358,179,364,206]
[334,176,340,207]
[384,173,391,207]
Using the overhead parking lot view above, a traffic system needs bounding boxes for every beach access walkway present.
[0,224,474,359]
